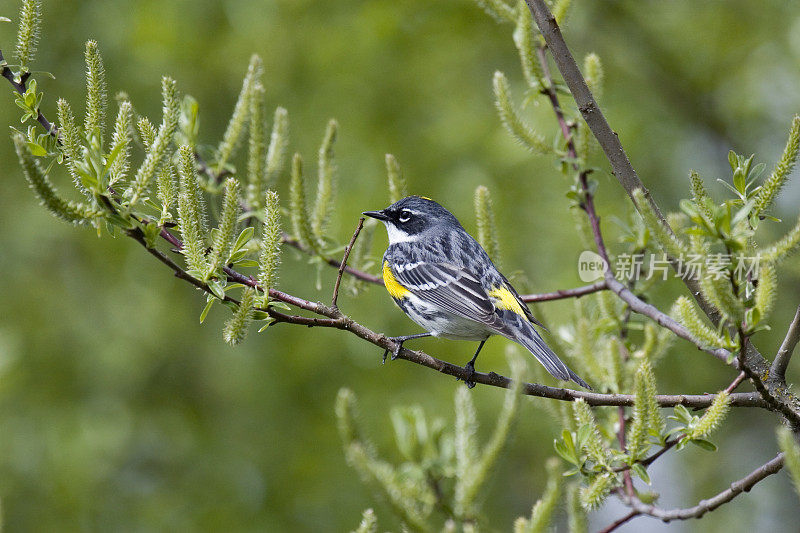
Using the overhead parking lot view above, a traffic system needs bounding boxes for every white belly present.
[400,294,492,341]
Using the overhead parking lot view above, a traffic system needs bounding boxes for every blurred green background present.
[1,0,800,531]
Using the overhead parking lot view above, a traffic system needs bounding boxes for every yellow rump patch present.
[419,196,432,201]
[487,285,526,316]
[383,261,411,299]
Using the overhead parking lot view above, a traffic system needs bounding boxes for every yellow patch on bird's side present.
[488,285,526,316]
[383,261,410,299]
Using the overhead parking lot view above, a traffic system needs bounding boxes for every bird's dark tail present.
[509,323,591,389]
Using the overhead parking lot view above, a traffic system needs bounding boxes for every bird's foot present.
[462,361,477,389]
[382,337,407,364]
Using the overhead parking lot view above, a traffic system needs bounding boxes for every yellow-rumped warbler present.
[364,195,589,389]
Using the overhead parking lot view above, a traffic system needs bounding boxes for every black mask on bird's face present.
[363,196,460,243]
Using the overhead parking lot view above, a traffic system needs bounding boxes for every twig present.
[772,305,800,382]
[724,371,747,395]
[623,452,785,522]
[281,232,384,285]
[598,510,639,533]
[332,217,364,308]
[737,334,800,426]
[520,280,607,302]
[0,49,58,136]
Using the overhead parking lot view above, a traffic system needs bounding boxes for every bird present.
[363,195,590,389]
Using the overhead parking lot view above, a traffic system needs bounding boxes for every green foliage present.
[514,458,562,533]
[13,133,97,225]
[579,471,617,510]
[264,107,289,192]
[754,262,777,323]
[14,76,42,124]
[566,483,587,533]
[215,54,262,175]
[258,190,282,304]
[472,0,515,23]
[56,98,84,189]
[222,286,255,345]
[83,40,107,140]
[760,214,800,264]
[385,153,407,204]
[336,356,525,530]
[552,0,572,24]
[311,119,338,247]
[351,508,378,533]
[14,0,40,71]
[176,144,208,274]
[493,71,548,154]
[582,53,603,100]
[473,185,501,266]
[777,427,800,500]
[753,116,800,216]
[206,177,241,278]
[127,77,179,205]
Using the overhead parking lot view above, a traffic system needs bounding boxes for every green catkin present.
[493,71,549,153]
[473,0,516,23]
[137,117,156,147]
[527,458,562,533]
[128,77,179,205]
[206,178,241,277]
[246,81,266,209]
[513,2,544,87]
[385,154,407,204]
[176,145,208,274]
[264,107,289,186]
[289,153,316,252]
[776,427,800,498]
[311,119,338,247]
[754,115,800,215]
[351,509,377,533]
[453,387,479,517]
[156,162,177,224]
[223,287,255,345]
[108,101,133,186]
[689,170,714,220]
[633,188,690,259]
[258,190,282,304]
[572,399,608,467]
[474,185,501,266]
[552,0,572,25]
[84,40,107,140]
[604,336,623,394]
[760,214,800,264]
[567,483,587,533]
[627,362,651,460]
[754,262,777,322]
[672,296,727,348]
[579,472,617,510]
[583,53,603,100]
[15,0,41,70]
[215,54,262,174]
[56,98,85,191]
[690,391,730,439]
[14,134,96,225]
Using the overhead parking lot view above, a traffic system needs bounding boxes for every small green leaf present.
[689,438,718,452]
[199,298,215,323]
[208,280,225,300]
[631,463,651,485]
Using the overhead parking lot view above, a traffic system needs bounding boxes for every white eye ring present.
[399,210,412,223]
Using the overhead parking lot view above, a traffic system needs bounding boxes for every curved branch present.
[0,50,57,135]
[772,305,800,382]
[623,452,785,522]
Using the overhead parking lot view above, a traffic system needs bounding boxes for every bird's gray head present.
[363,196,462,243]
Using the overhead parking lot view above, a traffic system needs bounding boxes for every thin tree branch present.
[520,280,607,302]
[598,510,640,533]
[772,305,800,382]
[623,452,785,522]
[281,232,384,285]
[332,217,364,308]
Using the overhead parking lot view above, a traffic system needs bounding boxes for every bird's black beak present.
[362,209,389,221]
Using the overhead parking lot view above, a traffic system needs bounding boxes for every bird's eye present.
[398,210,412,223]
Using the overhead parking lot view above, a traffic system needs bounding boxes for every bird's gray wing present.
[391,262,497,324]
